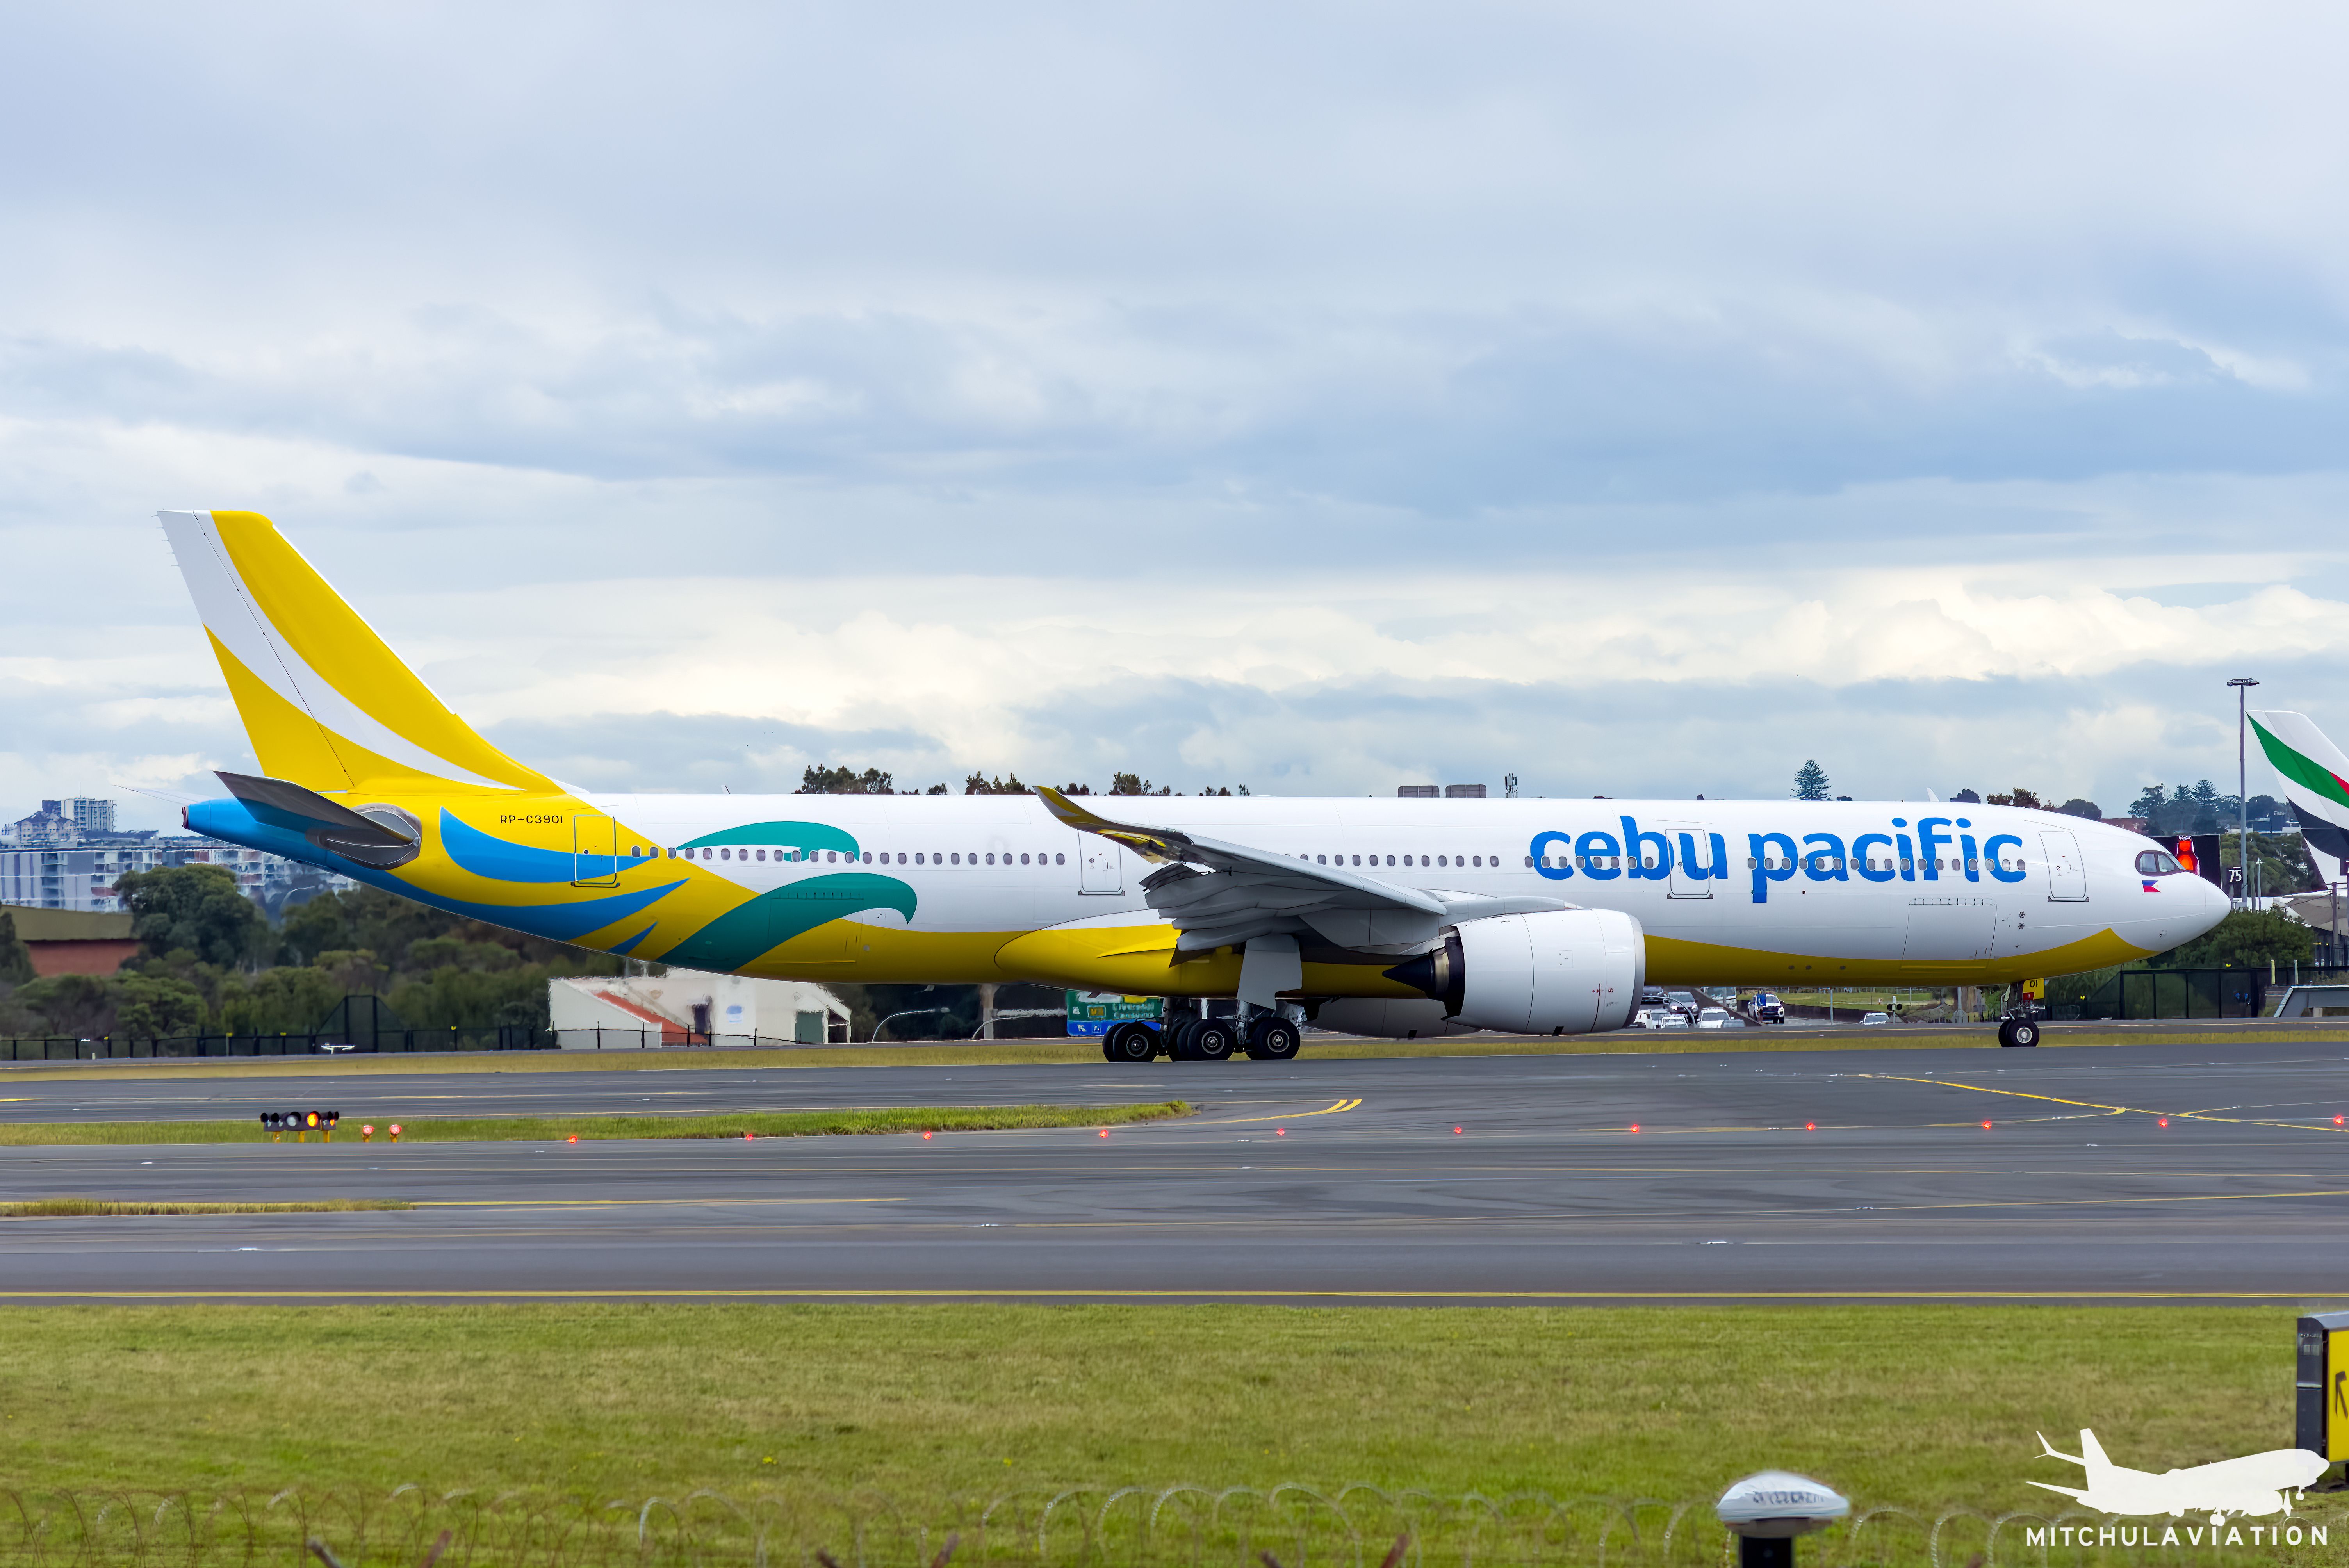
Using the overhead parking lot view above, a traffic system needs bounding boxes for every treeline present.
[798,765,1243,798]
[0,866,627,1042]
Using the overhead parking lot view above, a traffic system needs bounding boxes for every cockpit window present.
[2135,850,2183,876]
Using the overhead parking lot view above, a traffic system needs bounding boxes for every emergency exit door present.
[2039,830,2087,902]
[1079,839,1123,894]
[573,813,618,887]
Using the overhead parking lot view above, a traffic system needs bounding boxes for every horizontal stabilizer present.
[214,771,418,848]
[2025,1482,2089,1501]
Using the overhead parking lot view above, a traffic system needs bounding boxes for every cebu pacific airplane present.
[160,510,2228,1058]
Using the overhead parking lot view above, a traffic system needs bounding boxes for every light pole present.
[2229,677,2258,909]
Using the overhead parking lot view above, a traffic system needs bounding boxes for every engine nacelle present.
[1383,908,1645,1034]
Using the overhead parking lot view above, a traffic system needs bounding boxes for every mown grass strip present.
[0,1197,413,1217]
[0,1101,1192,1146]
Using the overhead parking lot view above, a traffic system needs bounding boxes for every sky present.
[4,1,2346,827]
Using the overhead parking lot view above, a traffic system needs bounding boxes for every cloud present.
[0,3,2344,827]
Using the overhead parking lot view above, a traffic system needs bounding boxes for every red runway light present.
[1454,1126,1463,1135]
[2337,1115,2345,1127]
[1100,1128,1110,1137]
[743,1131,754,1141]
[2158,1117,2169,1128]
[566,1134,578,1144]
[922,1130,933,1140]
[1276,1128,1286,1136]
[1805,1122,1816,1131]
[1982,1120,1993,1130]
[1629,1124,1640,1133]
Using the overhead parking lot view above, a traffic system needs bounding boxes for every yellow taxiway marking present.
[0,1287,2325,1301]
[1199,1098,1361,1125]
[1857,1074,2349,1134]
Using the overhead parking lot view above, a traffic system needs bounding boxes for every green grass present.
[7,1025,2335,1084]
[0,1304,2317,1506]
[0,1101,1192,1146]
[0,1196,412,1217]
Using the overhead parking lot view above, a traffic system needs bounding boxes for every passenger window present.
[1021,853,1030,864]
[1351,854,1361,866]
[916,853,925,864]
[1055,853,1065,865]
[1437,855,1447,867]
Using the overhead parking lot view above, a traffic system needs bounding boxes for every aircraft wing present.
[1034,787,1570,957]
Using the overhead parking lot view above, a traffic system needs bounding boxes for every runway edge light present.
[1716,1470,1850,1568]
[2293,1311,2349,1481]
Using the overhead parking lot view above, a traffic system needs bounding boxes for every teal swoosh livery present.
[441,810,652,883]
[679,821,861,855]
[661,874,918,971]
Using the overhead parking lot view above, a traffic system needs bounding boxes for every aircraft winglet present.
[2038,1432,2085,1467]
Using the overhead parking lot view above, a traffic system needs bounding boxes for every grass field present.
[0,1304,2308,1507]
[0,1196,412,1216]
[0,1101,1192,1146]
[1,1025,2333,1083]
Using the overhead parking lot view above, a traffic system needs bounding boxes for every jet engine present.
[1309,998,1482,1041]
[1382,908,1645,1034]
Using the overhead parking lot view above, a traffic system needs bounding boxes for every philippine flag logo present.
[2142,880,2160,893]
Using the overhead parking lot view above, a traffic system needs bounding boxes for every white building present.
[0,797,353,913]
[549,971,852,1049]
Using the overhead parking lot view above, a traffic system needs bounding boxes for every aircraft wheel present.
[1168,1017,1201,1060]
[1245,1018,1301,1060]
[1105,1021,1158,1062]
[2002,1019,2041,1048]
[1192,1020,1236,1061]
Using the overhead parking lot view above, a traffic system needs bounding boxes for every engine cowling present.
[1383,908,1645,1034]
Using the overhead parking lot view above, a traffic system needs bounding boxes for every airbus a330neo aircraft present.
[160,510,2228,1059]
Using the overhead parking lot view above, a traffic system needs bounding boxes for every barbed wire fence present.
[1,1487,2340,1568]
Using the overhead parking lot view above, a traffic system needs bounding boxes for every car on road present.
[1748,991,1786,1023]
[1664,990,1700,1019]
[1632,1006,1679,1028]
[1694,1007,1744,1029]
[1861,1011,1892,1026]
[1640,985,1668,1006]
[1653,1012,1691,1029]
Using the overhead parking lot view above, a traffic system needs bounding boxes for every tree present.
[116,864,266,969]
[963,772,1032,795]
[2148,907,2314,969]
[1791,761,1830,801]
[14,973,116,1038]
[1109,772,1171,796]
[1950,789,1982,804]
[1985,788,2042,809]
[798,764,894,795]
[2055,799,2101,819]
[2128,784,2167,820]
[113,973,206,1037]
[0,909,33,985]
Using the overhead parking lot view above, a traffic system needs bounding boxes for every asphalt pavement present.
[4,1042,2349,1303]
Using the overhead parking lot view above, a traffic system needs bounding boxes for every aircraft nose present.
[2201,873,2231,927]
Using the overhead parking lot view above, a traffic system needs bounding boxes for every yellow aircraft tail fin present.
[159,510,551,795]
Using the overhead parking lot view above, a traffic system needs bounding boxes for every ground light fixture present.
[1716,1470,1851,1568]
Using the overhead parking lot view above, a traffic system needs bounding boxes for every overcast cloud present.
[3,1,2345,827]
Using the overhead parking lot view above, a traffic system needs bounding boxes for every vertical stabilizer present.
[2079,1429,2112,1475]
[2249,710,2349,864]
[160,510,549,795]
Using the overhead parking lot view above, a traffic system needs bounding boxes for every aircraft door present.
[1079,838,1123,895]
[1662,822,1714,899]
[572,813,618,887]
[2039,830,2088,902]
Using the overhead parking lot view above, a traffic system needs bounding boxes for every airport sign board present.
[1065,991,1164,1036]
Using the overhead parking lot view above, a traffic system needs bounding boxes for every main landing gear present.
[1997,1017,2042,1048]
[1100,1011,1303,1062]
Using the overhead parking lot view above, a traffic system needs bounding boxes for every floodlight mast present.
[2229,677,2259,909]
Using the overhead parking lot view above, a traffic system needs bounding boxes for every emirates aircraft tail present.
[2249,710,2349,866]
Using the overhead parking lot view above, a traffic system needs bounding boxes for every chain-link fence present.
[2,1487,2342,1568]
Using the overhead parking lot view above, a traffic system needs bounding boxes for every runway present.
[4,1041,2349,1303]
